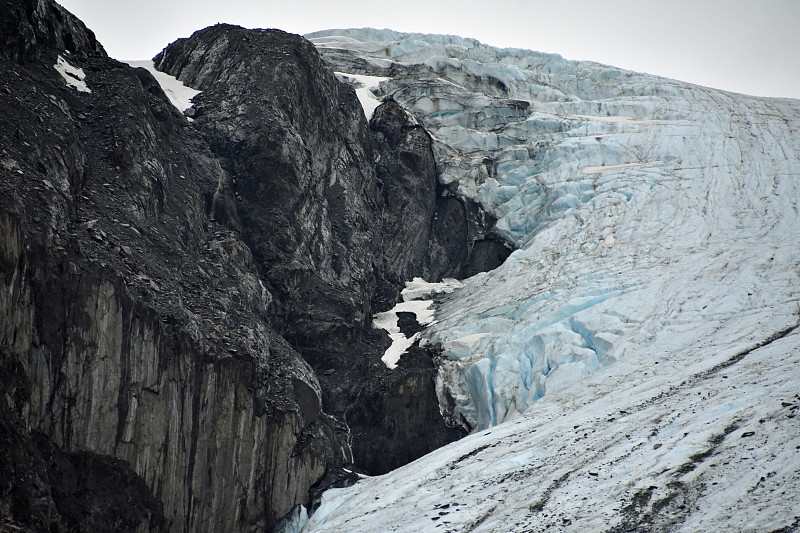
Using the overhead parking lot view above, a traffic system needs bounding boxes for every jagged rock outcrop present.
[1,4,514,531]
[0,2,338,531]
[153,25,514,476]
[369,99,512,309]
[0,0,102,63]
[154,25,383,354]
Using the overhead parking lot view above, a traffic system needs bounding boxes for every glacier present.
[301,29,800,531]
[304,325,800,532]
[309,28,800,430]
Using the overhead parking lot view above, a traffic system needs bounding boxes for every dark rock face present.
[370,98,513,308]
[0,3,333,531]
[1,3,511,530]
[154,25,382,354]
[343,343,465,476]
[153,25,501,477]
[0,417,165,532]
[370,99,438,289]
[0,0,102,63]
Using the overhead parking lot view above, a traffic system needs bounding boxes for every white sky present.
[57,0,800,99]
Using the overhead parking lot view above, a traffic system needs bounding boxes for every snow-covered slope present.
[301,29,800,532]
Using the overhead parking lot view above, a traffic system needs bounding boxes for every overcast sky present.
[57,0,800,99]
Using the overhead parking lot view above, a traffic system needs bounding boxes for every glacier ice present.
[274,505,308,533]
[303,325,800,532]
[309,28,800,432]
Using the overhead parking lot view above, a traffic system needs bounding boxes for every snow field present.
[334,72,389,119]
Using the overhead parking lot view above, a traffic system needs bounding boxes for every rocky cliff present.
[0,2,511,531]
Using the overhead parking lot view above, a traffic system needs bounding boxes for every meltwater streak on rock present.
[309,28,800,432]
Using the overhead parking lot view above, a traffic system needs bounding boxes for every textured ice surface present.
[305,30,800,531]
[309,28,800,432]
[304,327,800,532]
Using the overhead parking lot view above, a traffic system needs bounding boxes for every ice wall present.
[310,29,800,430]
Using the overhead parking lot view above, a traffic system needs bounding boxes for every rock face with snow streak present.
[154,23,493,476]
[301,29,800,531]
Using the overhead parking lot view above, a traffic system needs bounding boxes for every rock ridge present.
[0,8,514,532]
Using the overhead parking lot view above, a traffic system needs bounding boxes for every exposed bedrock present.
[369,98,512,310]
[154,24,382,354]
[0,3,334,530]
[1,3,512,531]
[155,26,509,474]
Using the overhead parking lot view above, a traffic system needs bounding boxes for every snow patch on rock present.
[374,278,463,369]
[334,72,389,119]
[125,60,200,114]
[54,55,90,93]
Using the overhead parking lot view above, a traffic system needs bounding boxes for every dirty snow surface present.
[305,29,800,532]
